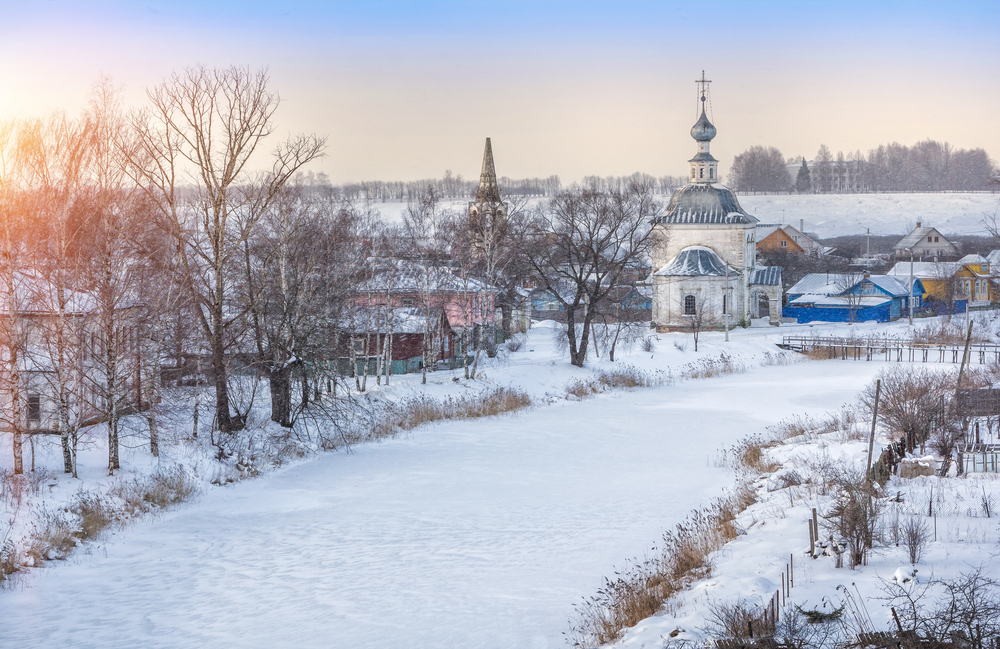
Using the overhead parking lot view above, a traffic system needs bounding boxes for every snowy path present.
[0,361,885,649]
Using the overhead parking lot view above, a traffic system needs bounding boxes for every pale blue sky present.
[2,1,998,183]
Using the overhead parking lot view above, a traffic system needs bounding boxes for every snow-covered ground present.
[1,317,996,648]
[367,192,1000,239]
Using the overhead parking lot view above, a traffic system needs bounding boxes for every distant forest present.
[320,139,997,201]
[729,139,998,194]
[322,172,689,202]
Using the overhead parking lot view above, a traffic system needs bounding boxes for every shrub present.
[903,516,929,565]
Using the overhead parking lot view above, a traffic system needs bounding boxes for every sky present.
[1,1,998,184]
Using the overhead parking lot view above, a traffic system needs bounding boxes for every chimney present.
[800,219,804,232]
[916,221,922,229]
[863,271,870,279]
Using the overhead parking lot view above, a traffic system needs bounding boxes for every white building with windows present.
[650,82,782,329]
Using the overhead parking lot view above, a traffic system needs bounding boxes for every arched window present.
[699,168,704,179]
[684,295,696,315]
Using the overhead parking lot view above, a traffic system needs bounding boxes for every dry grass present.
[567,366,671,400]
[363,387,533,441]
[2,467,199,588]
[732,434,781,474]
[567,486,754,648]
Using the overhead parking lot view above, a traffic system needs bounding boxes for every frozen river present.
[0,361,885,648]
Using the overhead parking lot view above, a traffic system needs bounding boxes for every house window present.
[684,295,696,315]
[27,394,40,423]
[928,236,933,242]
[934,237,939,242]
[353,339,365,355]
[401,298,415,308]
[780,239,787,248]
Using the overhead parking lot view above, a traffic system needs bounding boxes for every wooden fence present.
[781,337,1000,365]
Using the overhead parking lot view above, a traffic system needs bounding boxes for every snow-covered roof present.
[356,260,497,294]
[959,254,989,265]
[0,271,97,316]
[749,266,781,286]
[336,306,446,335]
[654,246,737,277]
[887,261,965,280]
[786,274,846,296]
[653,184,758,225]
[987,250,1000,267]
[865,275,910,297]
[893,226,956,251]
[789,294,891,307]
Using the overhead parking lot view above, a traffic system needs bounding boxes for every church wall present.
[652,275,746,330]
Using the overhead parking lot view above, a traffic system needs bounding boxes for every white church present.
[650,78,783,330]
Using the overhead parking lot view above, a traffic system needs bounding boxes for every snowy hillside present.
[369,192,999,239]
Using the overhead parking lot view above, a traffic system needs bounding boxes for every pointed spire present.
[476,137,501,203]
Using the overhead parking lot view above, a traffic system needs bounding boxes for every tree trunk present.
[500,302,514,336]
[270,365,292,428]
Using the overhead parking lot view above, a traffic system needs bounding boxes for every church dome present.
[653,183,758,225]
[654,245,735,277]
[690,109,717,142]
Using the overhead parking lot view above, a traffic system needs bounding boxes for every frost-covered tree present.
[728,145,792,193]
[527,179,657,367]
[126,65,325,434]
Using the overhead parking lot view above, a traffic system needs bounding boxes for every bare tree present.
[0,119,30,475]
[528,180,657,367]
[125,65,325,434]
[17,112,95,476]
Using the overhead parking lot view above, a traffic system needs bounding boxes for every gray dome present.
[653,183,758,225]
[690,109,717,142]
[655,246,735,277]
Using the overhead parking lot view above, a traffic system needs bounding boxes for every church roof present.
[475,137,501,203]
[749,266,782,286]
[652,183,758,225]
[654,246,737,277]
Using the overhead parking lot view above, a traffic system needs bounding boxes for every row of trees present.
[728,140,998,194]
[323,172,687,203]
[0,66,660,477]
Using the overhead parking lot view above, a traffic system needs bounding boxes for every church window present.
[722,294,728,315]
[684,295,696,315]
[699,168,704,179]
[709,167,714,179]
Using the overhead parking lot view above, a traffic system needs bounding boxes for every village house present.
[755,221,823,256]
[892,222,959,260]
[0,272,145,437]
[886,253,995,313]
[334,306,457,376]
[784,273,923,323]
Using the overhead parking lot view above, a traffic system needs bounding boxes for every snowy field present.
[372,192,1000,239]
[2,317,998,648]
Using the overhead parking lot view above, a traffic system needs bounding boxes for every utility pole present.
[909,248,914,326]
[866,228,870,258]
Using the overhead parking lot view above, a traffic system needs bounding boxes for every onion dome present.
[690,109,716,142]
